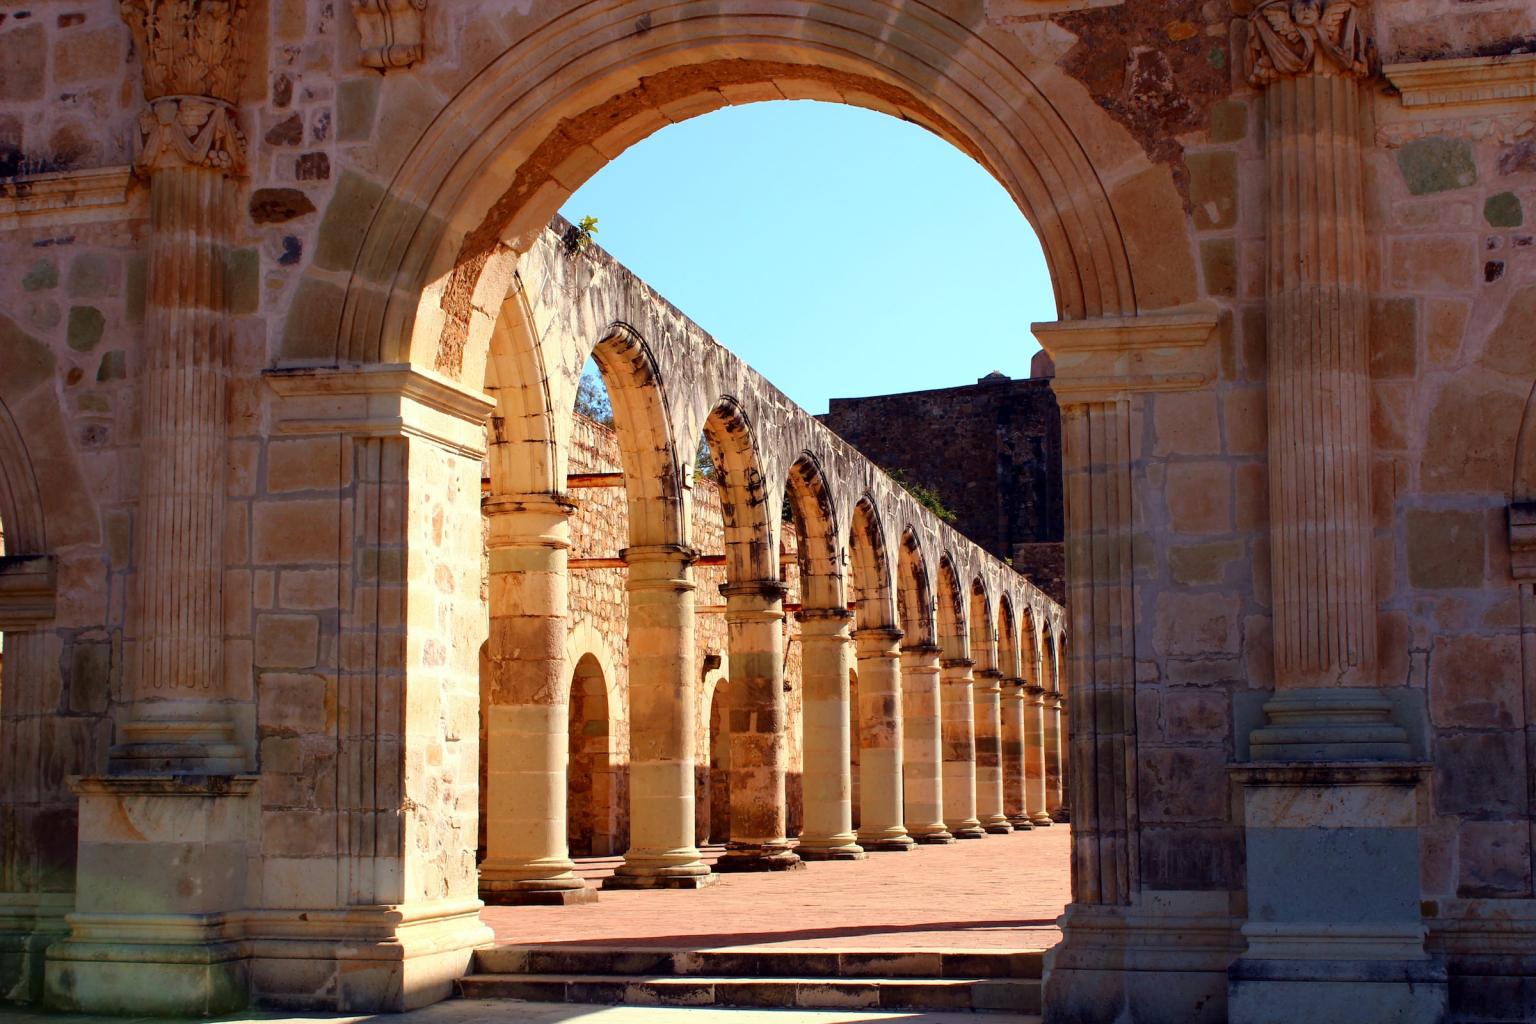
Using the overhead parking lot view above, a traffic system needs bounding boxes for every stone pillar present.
[112,8,253,774]
[607,546,714,889]
[716,582,801,872]
[940,659,985,839]
[1044,690,1066,820]
[1229,5,1444,1021]
[797,609,864,860]
[1024,685,1052,827]
[973,669,1012,834]
[478,499,596,905]
[1034,311,1225,1018]
[1001,679,1033,831]
[46,3,259,1014]
[852,627,914,852]
[900,645,952,844]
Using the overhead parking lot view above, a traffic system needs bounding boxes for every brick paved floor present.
[481,825,1070,952]
[0,1001,1040,1024]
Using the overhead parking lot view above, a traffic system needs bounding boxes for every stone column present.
[479,499,595,904]
[45,4,260,1014]
[972,669,1012,834]
[111,1,254,773]
[716,581,801,872]
[607,546,714,889]
[1033,311,1224,1020]
[797,609,864,860]
[940,659,985,839]
[1044,691,1066,820]
[1230,5,1444,1020]
[1024,684,1052,827]
[852,627,914,852]
[1001,679,1033,831]
[900,645,953,844]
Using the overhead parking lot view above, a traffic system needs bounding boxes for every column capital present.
[1245,1,1373,89]
[120,0,255,176]
[1032,308,1220,406]
[900,643,943,656]
[484,494,577,553]
[720,579,789,601]
[622,544,699,593]
[940,657,975,671]
[851,626,903,657]
[721,579,788,624]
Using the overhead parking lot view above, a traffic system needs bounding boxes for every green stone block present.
[1485,191,1523,228]
[75,392,109,412]
[336,76,380,143]
[125,254,147,323]
[1396,137,1477,196]
[1201,238,1237,298]
[22,259,57,292]
[66,305,105,352]
[67,252,112,297]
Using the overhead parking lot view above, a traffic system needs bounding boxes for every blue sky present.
[559,101,1054,415]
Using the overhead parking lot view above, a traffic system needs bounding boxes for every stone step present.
[473,944,1044,980]
[456,972,1042,1014]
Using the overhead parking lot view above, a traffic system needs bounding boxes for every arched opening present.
[568,654,617,857]
[969,578,997,674]
[705,676,732,847]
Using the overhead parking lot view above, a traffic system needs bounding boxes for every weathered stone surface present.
[1396,138,1478,195]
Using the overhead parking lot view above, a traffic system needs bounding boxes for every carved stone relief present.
[353,0,427,70]
[1245,0,1372,86]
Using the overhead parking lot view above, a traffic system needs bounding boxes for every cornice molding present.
[1384,52,1536,111]
[0,167,136,222]
[1032,308,1222,404]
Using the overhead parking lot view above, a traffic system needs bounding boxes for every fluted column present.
[112,2,254,772]
[479,499,595,904]
[1044,691,1066,820]
[1253,0,1385,734]
[853,627,914,852]
[973,669,1012,834]
[607,546,714,889]
[940,659,984,839]
[1024,684,1051,826]
[1001,679,1033,830]
[797,609,864,860]
[900,644,952,844]
[716,581,801,872]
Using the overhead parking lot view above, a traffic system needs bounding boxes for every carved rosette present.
[119,0,251,176]
[353,0,427,70]
[1245,0,1372,87]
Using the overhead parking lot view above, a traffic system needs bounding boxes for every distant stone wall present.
[820,373,1065,603]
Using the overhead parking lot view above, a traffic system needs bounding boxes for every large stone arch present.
[784,453,845,613]
[1516,380,1536,503]
[897,527,936,649]
[935,554,968,663]
[286,2,1200,380]
[847,497,897,631]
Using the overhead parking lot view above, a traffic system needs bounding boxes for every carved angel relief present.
[119,0,252,174]
[353,0,427,70]
[1246,0,1372,87]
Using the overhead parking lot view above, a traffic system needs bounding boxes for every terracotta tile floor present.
[481,825,1070,952]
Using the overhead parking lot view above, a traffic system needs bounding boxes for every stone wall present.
[821,372,1065,602]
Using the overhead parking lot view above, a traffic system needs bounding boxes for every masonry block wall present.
[821,372,1065,603]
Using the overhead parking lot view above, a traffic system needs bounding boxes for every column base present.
[0,893,71,1004]
[1008,815,1035,831]
[1044,895,1244,1024]
[46,933,248,1017]
[1051,807,1071,823]
[859,836,917,852]
[603,872,720,891]
[984,821,1015,835]
[796,842,867,861]
[1227,957,1446,1024]
[245,898,493,1012]
[480,883,598,906]
[950,825,987,839]
[715,847,804,873]
[1030,813,1055,827]
[913,830,956,845]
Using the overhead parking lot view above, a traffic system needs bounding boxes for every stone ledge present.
[0,166,136,222]
[265,363,495,458]
[1032,308,1221,404]
[0,554,55,629]
[1384,53,1536,110]
[1510,501,1536,581]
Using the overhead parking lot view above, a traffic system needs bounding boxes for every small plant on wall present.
[564,215,600,255]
